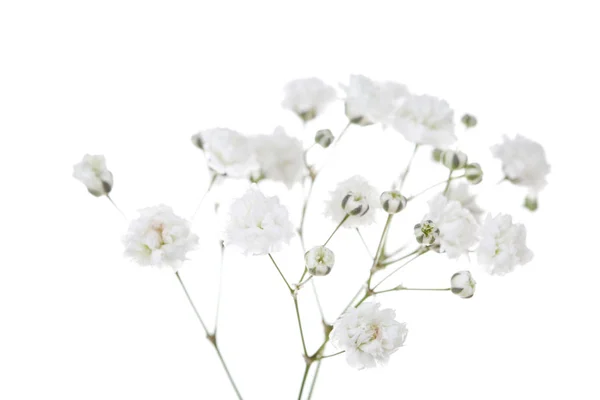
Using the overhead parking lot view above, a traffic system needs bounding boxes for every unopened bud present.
[451,271,476,299]
[414,220,440,245]
[461,114,478,128]
[191,133,204,150]
[442,150,468,170]
[380,191,407,214]
[524,196,538,212]
[432,148,443,162]
[315,129,334,148]
[464,163,483,185]
[305,246,335,276]
[299,109,317,122]
[342,192,370,216]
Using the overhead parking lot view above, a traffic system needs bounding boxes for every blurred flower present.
[315,129,334,148]
[446,182,484,220]
[325,175,380,229]
[451,271,476,298]
[342,74,408,125]
[331,302,408,369]
[123,205,198,270]
[73,154,114,196]
[252,127,305,188]
[491,134,550,194]
[464,163,483,185]
[224,187,294,255]
[392,94,456,149]
[193,128,257,178]
[461,114,477,128]
[281,77,337,122]
[423,194,479,258]
[305,246,335,276]
[477,213,533,275]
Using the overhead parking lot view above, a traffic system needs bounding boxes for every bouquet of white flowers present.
[73,75,550,399]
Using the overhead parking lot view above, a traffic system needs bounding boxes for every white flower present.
[123,205,198,270]
[446,182,484,220]
[451,270,476,299]
[477,213,533,275]
[423,194,479,258]
[224,187,294,255]
[281,77,337,121]
[331,302,408,370]
[342,75,409,125]
[73,154,114,196]
[252,127,305,188]
[305,246,335,276]
[325,175,380,229]
[392,94,456,149]
[193,128,257,178]
[491,134,550,193]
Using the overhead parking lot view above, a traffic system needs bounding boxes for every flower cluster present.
[74,73,549,399]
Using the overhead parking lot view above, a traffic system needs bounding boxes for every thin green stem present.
[175,272,243,399]
[355,228,374,259]
[311,280,326,323]
[409,174,466,201]
[397,144,419,192]
[106,194,126,220]
[318,350,345,360]
[191,172,218,220]
[442,170,454,195]
[377,247,422,268]
[293,296,309,357]
[323,214,349,246]
[297,362,312,400]
[372,250,429,291]
[298,177,315,252]
[375,286,451,295]
[367,214,394,289]
[306,360,321,400]
[268,253,293,293]
[213,241,225,336]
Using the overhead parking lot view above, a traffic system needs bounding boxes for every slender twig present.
[311,280,326,323]
[408,174,466,201]
[366,214,394,289]
[298,177,315,252]
[268,253,293,292]
[106,194,126,220]
[442,170,454,195]
[397,144,419,192]
[375,286,451,295]
[377,247,422,268]
[372,250,429,291]
[175,272,243,400]
[306,360,321,400]
[297,275,313,289]
[213,241,225,336]
[324,214,349,246]
[297,362,312,400]
[318,350,345,360]
[355,228,374,259]
[191,172,218,220]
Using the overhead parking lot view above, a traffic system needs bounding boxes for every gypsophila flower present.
[73,154,114,196]
[477,213,533,275]
[224,187,294,255]
[414,220,440,245]
[451,271,476,298]
[446,182,484,220]
[464,163,483,185]
[392,94,456,149]
[441,150,468,170]
[194,128,257,178]
[252,127,305,188]
[282,77,337,122]
[423,194,479,258]
[331,302,408,370]
[491,134,550,194]
[123,205,199,270]
[315,129,334,148]
[342,75,409,125]
[380,191,407,214]
[325,175,380,229]
[305,246,335,276]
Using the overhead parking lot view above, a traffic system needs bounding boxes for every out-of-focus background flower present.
[1,1,598,399]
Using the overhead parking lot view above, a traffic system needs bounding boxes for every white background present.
[1,1,599,399]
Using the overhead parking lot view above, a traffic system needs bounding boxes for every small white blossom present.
[325,175,380,229]
[252,127,305,188]
[331,302,408,370]
[392,94,456,149]
[446,182,484,220]
[305,246,335,276]
[194,128,257,178]
[73,154,114,196]
[451,271,476,299]
[423,194,479,258]
[491,134,550,193]
[342,75,409,125]
[224,187,294,255]
[123,205,198,270]
[477,213,533,275]
[282,77,337,121]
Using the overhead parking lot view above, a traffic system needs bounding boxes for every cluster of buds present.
[380,191,407,214]
[315,129,334,148]
[342,192,370,216]
[433,149,483,185]
[450,271,476,299]
[414,220,440,245]
[304,245,335,276]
